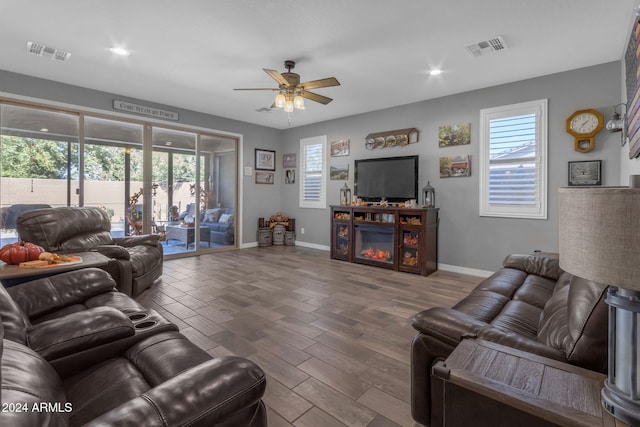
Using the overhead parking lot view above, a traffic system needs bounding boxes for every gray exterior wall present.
[0,61,623,272]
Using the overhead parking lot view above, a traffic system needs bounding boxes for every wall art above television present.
[364,128,418,150]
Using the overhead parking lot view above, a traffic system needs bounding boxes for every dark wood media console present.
[330,205,438,276]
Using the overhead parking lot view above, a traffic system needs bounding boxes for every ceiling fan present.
[234,60,340,112]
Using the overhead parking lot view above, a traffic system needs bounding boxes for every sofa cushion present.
[127,244,163,276]
[218,213,234,224]
[63,357,151,426]
[1,338,69,427]
[203,208,222,223]
[536,273,608,372]
[17,207,113,252]
[490,300,544,338]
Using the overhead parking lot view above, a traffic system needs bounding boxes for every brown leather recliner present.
[0,268,268,426]
[410,254,609,426]
[16,206,163,297]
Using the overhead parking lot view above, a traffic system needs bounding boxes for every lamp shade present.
[558,187,640,289]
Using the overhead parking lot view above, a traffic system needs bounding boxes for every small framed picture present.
[255,170,275,184]
[568,160,601,186]
[255,149,276,171]
[330,139,350,157]
[285,169,295,184]
[283,153,297,168]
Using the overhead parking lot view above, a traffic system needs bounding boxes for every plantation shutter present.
[479,99,547,219]
[299,135,327,209]
[303,143,323,202]
[488,114,536,205]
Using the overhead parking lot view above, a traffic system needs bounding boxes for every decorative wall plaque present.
[365,128,418,150]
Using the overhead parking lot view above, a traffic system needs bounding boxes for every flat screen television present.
[354,155,419,203]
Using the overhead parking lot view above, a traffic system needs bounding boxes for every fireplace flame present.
[361,247,392,262]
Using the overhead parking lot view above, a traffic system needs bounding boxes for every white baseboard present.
[240,241,330,251]
[438,263,493,278]
[294,241,330,251]
[239,243,491,277]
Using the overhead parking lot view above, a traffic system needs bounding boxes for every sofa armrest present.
[94,244,131,260]
[412,307,488,346]
[478,327,567,362]
[84,356,266,426]
[28,306,134,360]
[113,234,160,248]
[7,268,118,319]
[502,254,563,281]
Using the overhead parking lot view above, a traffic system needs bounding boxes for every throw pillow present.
[218,213,234,224]
[204,208,222,223]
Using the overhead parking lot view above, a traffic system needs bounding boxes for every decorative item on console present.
[365,128,419,150]
[422,182,435,208]
[340,183,352,206]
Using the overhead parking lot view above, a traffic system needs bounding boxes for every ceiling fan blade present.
[263,68,290,87]
[301,77,340,90]
[233,88,280,91]
[300,91,333,105]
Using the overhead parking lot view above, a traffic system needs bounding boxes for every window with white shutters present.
[299,135,327,209]
[479,99,547,219]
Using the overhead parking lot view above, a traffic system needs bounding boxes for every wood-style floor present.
[137,246,483,427]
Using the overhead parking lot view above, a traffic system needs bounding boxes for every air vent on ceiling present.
[26,41,71,62]
[465,36,508,57]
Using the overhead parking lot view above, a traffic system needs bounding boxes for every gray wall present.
[280,62,623,272]
[0,62,623,272]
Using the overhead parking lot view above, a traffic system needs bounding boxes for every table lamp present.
[558,187,640,425]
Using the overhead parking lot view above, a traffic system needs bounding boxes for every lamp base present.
[602,382,640,425]
[602,287,640,425]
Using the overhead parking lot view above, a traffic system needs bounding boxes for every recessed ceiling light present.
[429,69,443,76]
[109,47,130,56]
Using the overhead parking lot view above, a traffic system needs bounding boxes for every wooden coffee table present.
[0,251,110,287]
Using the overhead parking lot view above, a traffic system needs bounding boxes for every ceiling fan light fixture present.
[284,99,295,113]
[274,93,286,108]
[293,95,305,109]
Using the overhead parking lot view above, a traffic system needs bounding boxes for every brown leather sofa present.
[411,254,609,426]
[16,206,163,297]
[0,268,267,426]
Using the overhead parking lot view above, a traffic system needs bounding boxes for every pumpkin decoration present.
[0,241,45,265]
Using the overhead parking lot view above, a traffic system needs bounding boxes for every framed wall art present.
[626,14,640,158]
[285,169,295,184]
[439,123,471,147]
[330,164,349,180]
[255,170,275,184]
[440,155,471,177]
[255,149,276,170]
[568,160,601,186]
[330,139,350,157]
[283,153,297,168]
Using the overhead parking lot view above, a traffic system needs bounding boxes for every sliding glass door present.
[84,116,144,238]
[0,101,239,256]
[0,104,79,246]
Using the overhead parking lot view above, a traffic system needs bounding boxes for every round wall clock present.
[566,109,604,153]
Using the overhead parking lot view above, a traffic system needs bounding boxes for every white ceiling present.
[0,0,637,130]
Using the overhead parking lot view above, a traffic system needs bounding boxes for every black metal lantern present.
[340,183,352,206]
[422,182,435,208]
